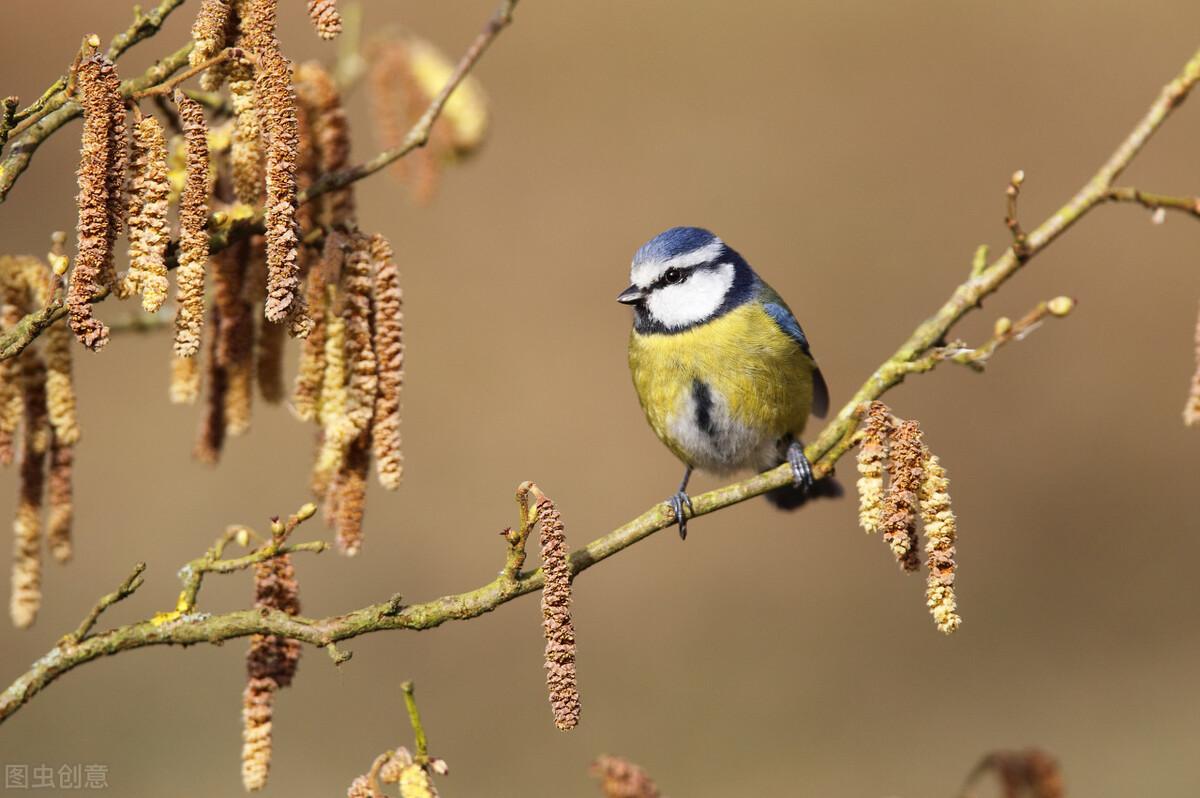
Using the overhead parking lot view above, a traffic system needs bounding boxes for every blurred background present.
[2,1,1200,795]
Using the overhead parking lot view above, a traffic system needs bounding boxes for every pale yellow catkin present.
[314,296,354,481]
[919,454,961,635]
[856,401,891,534]
[122,115,171,313]
[1184,301,1200,426]
[169,354,202,405]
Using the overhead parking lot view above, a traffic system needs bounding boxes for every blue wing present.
[763,301,829,418]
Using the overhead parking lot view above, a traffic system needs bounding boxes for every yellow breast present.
[628,302,817,470]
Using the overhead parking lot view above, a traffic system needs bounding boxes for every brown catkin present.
[590,756,661,798]
[295,62,354,225]
[920,453,961,634]
[881,420,923,572]
[241,0,304,328]
[46,439,74,564]
[333,432,369,555]
[256,309,285,403]
[70,55,120,351]
[1183,301,1200,426]
[102,66,128,293]
[856,401,891,534]
[122,115,171,312]
[370,234,404,490]
[10,355,48,629]
[173,92,211,358]
[342,236,377,436]
[537,494,580,730]
[241,552,301,792]
[195,309,228,464]
[212,244,255,437]
[307,0,342,39]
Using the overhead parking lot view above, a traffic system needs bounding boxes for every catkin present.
[195,309,228,465]
[229,52,264,205]
[881,420,923,573]
[397,765,437,798]
[169,354,202,404]
[190,0,233,71]
[70,55,120,351]
[1184,301,1200,426]
[241,552,302,792]
[241,0,304,328]
[296,62,353,225]
[292,237,337,420]
[10,355,48,629]
[173,92,211,358]
[314,303,353,479]
[333,433,369,555]
[46,439,74,564]
[537,494,580,730]
[342,236,377,436]
[856,401,891,534]
[104,86,128,294]
[591,756,661,798]
[370,234,404,490]
[307,0,342,39]
[919,454,961,634]
[212,244,254,437]
[256,309,285,403]
[122,115,171,313]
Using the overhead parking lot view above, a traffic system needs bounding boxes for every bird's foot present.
[668,490,694,540]
[786,440,814,494]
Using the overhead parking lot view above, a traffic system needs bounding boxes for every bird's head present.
[618,226,753,332]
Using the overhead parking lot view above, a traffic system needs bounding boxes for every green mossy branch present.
[1,17,1199,731]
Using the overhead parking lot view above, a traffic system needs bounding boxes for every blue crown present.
[633,226,718,265]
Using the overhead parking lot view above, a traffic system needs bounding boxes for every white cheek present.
[646,264,734,329]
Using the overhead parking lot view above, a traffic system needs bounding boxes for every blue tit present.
[618,226,840,539]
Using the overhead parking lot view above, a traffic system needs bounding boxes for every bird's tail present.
[763,469,843,510]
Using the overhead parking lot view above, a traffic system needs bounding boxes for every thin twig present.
[131,48,243,101]
[401,681,430,761]
[68,563,146,644]
[301,0,520,202]
[1106,186,1200,218]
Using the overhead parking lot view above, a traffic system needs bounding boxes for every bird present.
[618,226,839,538]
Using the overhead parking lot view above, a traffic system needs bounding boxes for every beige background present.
[2,1,1200,795]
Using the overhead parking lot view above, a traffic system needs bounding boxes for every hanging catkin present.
[342,235,376,436]
[121,115,171,313]
[70,54,121,351]
[370,234,404,490]
[173,92,211,359]
[241,0,304,329]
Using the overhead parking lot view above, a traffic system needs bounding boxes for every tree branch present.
[0,42,193,205]
[2,26,1198,732]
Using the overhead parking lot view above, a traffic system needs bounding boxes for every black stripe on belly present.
[691,379,717,439]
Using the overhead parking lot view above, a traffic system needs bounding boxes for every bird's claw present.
[787,441,814,494]
[668,490,694,540]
